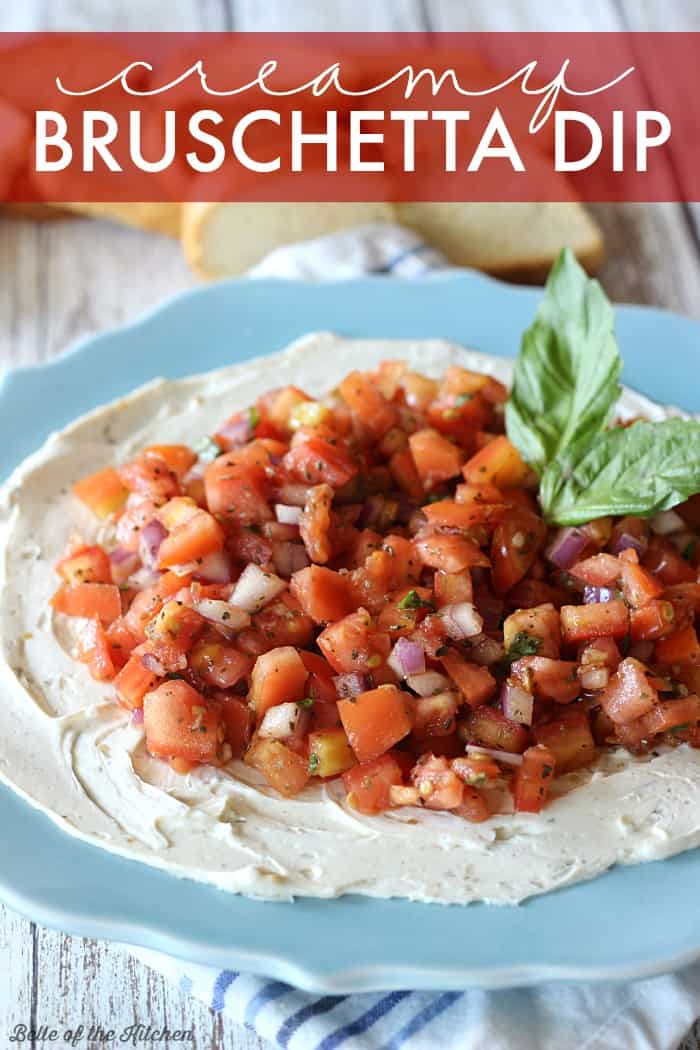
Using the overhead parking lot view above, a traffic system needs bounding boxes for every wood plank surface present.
[1,2,700,1048]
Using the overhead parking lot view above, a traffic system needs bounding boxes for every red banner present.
[0,32,697,203]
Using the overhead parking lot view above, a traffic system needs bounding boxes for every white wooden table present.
[2,2,700,1047]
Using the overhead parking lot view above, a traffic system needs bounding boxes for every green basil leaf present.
[505,248,622,476]
[541,418,700,525]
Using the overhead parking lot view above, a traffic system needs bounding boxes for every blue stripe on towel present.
[211,969,239,1012]
[243,980,290,1028]
[317,990,412,1050]
[276,994,346,1047]
[380,991,463,1050]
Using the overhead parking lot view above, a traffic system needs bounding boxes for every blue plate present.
[2,273,700,992]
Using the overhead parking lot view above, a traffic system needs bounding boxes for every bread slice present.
[44,203,181,237]
[183,199,603,282]
[182,201,395,279]
[396,202,605,282]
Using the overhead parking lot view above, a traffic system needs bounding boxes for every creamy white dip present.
[1,332,699,905]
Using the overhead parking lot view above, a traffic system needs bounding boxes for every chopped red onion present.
[333,672,371,698]
[109,547,140,585]
[128,566,161,588]
[579,666,610,691]
[610,531,647,557]
[406,670,451,696]
[546,527,589,570]
[193,599,251,635]
[183,459,206,483]
[388,637,426,678]
[139,520,168,571]
[583,585,618,604]
[466,744,524,767]
[275,504,303,526]
[231,563,286,613]
[195,550,232,584]
[651,510,685,536]
[440,602,483,641]
[141,652,166,676]
[217,415,253,449]
[258,701,305,740]
[500,681,534,726]
[273,541,310,579]
[130,708,144,725]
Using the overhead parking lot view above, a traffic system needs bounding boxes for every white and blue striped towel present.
[130,223,700,1049]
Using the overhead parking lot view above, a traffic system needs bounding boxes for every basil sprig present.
[506,249,700,525]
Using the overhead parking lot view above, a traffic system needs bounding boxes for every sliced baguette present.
[396,202,604,282]
[183,199,603,282]
[182,201,395,279]
[44,203,182,237]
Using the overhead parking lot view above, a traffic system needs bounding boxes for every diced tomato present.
[283,437,358,489]
[51,582,122,623]
[599,657,658,724]
[317,609,391,674]
[204,457,272,523]
[389,448,424,502]
[655,624,700,666]
[381,535,421,586]
[463,705,530,753]
[56,545,112,585]
[299,483,333,565]
[119,454,180,501]
[144,600,203,670]
[533,709,595,773]
[144,444,197,479]
[238,595,314,656]
[144,680,224,764]
[569,553,621,587]
[308,727,356,777]
[409,753,464,810]
[560,600,629,644]
[422,498,504,531]
[114,653,160,709]
[342,753,404,814]
[217,695,252,758]
[245,737,310,797]
[257,385,312,437]
[376,584,433,636]
[408,429,463,489]
[434,570,473,607]
[629,599,676,641]
[189,639,251,689]
[441,650,496,707]
[156,496,200,531]
[412,692,459,738]
[491,508,546,595]
[72,466,128,518]
[643,536,696,585]
[249,646,308,722]
[157,512,224,569]
[503,603,561,658]
[105,616,139,666]
[618,549,664,608]
[461,435,530,488]
[338,371,396,439]
[338,685,414,763]
[410,612,449,658]
[77,616,116,682]
[399,371,439,412]
[512,745,556,813]
[457,784,491,822]
[511,656,579,703]
[619,694,700,745]
[415,533,490,573]
[290,564,355,624]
